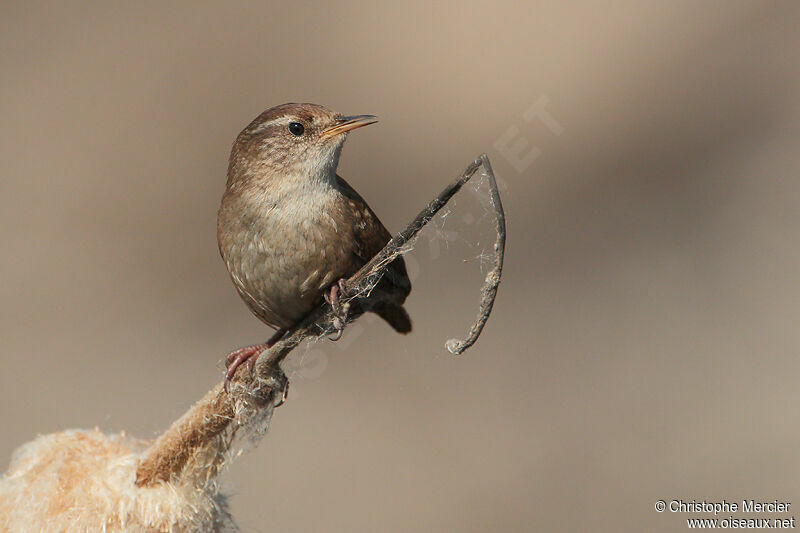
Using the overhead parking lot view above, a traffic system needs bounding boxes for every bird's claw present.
[274,379,290,408]
[224,343,267,391]
[324,279,349,341]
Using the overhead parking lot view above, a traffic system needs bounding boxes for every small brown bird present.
[218,103,412,380]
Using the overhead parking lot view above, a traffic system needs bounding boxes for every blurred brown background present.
[2,2,799,531]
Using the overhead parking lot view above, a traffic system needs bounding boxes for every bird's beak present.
[322,115,378,137]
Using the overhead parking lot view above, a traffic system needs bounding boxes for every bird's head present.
[227,103,377,191]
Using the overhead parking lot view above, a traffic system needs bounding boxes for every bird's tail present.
[373,302,412,334]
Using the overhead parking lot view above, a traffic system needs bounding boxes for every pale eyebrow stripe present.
[251,116,293,135]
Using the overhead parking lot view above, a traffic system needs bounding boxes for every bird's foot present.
[224,328,287,390]
[225,350,290,407]
[225,344,266,384]
[324,279,350,341]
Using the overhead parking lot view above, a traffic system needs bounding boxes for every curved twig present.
[445,154,505,354]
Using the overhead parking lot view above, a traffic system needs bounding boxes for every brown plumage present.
[217,103,411,379]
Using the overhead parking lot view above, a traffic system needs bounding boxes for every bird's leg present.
[224,327,288,386]
[265,327,287,347]
[324,279,349,341]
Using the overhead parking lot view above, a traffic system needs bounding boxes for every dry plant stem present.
[135,154,503,487]
[446,154,505,354]
[134,384,232,487]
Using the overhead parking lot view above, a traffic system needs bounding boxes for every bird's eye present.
[288,122,305,136]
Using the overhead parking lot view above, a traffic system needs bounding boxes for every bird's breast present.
[218,188,357,328]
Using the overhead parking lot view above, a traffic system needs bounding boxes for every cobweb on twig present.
[424,166,499,273]
[417,162,506,355]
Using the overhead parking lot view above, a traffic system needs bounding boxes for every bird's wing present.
[334,175,411,299]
